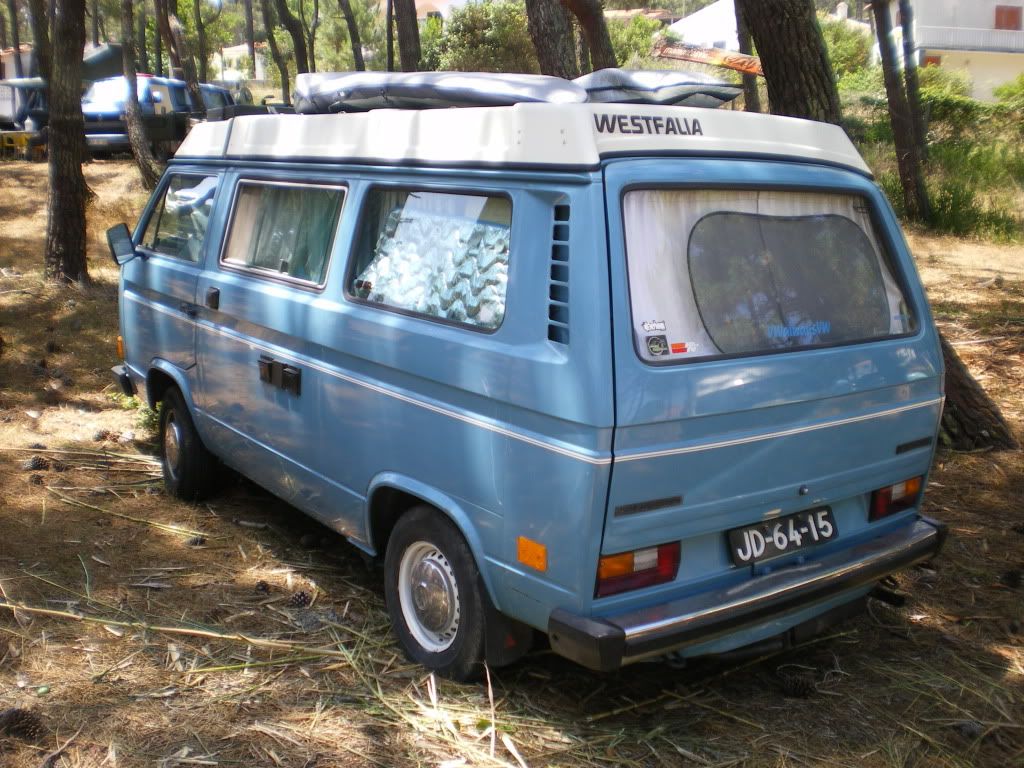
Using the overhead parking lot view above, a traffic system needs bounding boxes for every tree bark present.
[154,9,163,75]
[574,20,590,75]
[524,0,578,78]
[939,334,1018,450]
[563,0,615,70]
[243,0,256,78]
[7,0,24,77]
[137,1,149,72]
[872,1,929,221]
[734,0,761,113]
[384,0,393,71]
[122,0,162,190]
[259,0,289,103]
[0,5,8,52]
[273,0,309,74]
[898,0,927,160]
[25,0,49,83]
[337,0,363,71]
[192,0,208,83]
[155,0,204,115]
[90,0,98,46]
[393,0,419,71]
[304,0,320,72]
[736,0,841,124]
[45,0,89,283]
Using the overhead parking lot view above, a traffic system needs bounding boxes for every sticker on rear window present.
[645,335,669,356]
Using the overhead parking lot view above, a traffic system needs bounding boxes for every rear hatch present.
[600,158,943,605]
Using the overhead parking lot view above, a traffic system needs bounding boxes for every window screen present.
[222,181,344,285]
[623,189,917,363]
[349,189,511,330]
[140,174,219,262]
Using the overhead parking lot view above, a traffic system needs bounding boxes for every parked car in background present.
[81,74,233,156]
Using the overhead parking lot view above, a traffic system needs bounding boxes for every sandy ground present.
[0,160,1021,768]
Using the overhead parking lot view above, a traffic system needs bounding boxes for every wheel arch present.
[365,473,501,610]
[145,360,195,411]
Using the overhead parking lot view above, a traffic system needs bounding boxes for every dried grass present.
[0,161,1021,767]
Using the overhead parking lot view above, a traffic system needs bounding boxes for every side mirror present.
[107,223,137,265]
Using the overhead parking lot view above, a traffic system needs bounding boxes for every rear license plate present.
[728,507,837,566]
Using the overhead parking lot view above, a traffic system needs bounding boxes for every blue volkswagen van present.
[107,73,945,680]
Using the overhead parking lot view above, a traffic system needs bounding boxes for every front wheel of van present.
[384,506,485,682]
[159,387,217,502]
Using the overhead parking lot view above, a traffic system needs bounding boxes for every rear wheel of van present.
[159,387,218,502]
[384,506,485,681]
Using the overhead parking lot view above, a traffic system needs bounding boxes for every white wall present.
[911,0,1020,30]
[926,49,1024,99]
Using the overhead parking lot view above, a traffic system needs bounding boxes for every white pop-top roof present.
[176,103,870,175]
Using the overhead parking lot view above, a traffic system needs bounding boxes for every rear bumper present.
[548,516,946,671]
[86,133,129,150]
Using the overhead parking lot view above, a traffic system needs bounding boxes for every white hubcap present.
[398,541,461,653]
[164,416,182,481]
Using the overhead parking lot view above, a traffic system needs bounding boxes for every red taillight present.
[870,476,923,521]
[595,542,680,598]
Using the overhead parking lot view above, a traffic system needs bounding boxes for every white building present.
[885,0,1024,100]
[211,42,269,82]
[0,44,33,80]
[665,0,738,51]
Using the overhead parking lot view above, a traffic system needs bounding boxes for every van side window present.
[139,174,219,262]
[221,181,344,285]
[349,189,511,330]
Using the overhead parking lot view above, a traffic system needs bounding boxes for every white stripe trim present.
[615,398,944,463]
[196,320,614,466]
[125,291,196,322]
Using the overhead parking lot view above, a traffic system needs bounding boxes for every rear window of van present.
[622,189,917,363]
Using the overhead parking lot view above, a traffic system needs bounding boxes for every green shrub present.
[437,0,539,73]
[994,73,1024,108]
[837,65,883,95]
[819,14,872,78]
[929,180,1020,240]
[877,171,905,218]
[608,15,662,68]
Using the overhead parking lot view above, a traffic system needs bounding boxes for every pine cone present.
[255,580,271,594]
[187,536,207,547]
[28,474,44,486]
[50,459,68,473]
[21,456,49,471]
[778,671,815,698]
[289,590,311,608]
[0,708,45,742]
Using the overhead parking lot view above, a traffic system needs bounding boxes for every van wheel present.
[159,387,217,502]
[384,506,485,681]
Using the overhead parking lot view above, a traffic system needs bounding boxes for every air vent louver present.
[547,204,571,344]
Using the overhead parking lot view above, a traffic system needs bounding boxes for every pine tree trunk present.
[524,0,578,78]
[90,0,98,45]
[273,0,309,74]
[563,0,615,70]
[337,0,363,71]
[308,0,320,72]
[192,0,208,83]
[45,0,89,284]
[155,0,204,115]
[7,0,24,77]
[122,0,162,190]
[393,0,418,71]
[872,1,929,221]
[734,0,761,113]
[736,0,841,124]
[0,7,8,51]
[26,0,50,82]
[385,0,394,71]
[243,0,256,78]
[898,0,927,160]
[260,0,289,103]
[137,2,149,73]
[575,21,590,75]
[154,12,163,75]
[939,333,1018,450]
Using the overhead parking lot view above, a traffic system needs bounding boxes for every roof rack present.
[293,69,740,113]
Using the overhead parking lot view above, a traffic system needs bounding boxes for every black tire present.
[384,506,486,681]
[159,387,218,502]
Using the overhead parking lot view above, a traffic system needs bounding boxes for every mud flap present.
[483,592,533,668]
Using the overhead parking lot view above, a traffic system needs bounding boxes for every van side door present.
[192,176,347,508]
[123,172,220,383]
